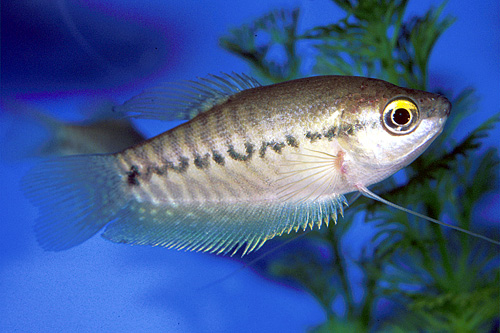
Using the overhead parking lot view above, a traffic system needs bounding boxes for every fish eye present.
[382,98,420,135]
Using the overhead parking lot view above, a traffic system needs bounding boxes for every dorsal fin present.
[114,72,261,121]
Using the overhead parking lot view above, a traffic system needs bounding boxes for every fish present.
[21,73,500,255]
[1,99,145,159]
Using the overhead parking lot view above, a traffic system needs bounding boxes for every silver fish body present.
[22,74,451,254]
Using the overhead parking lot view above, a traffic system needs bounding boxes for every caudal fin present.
[21,154,129,251]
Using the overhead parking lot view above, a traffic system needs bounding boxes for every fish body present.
[22,74,451,254]
[117,76,447,205]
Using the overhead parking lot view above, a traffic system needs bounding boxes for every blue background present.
[1,1,499,332]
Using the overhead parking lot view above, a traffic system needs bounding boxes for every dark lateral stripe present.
[259,141,286,158]
[296,127,339,143]
[259,142,267,158]
[227,142,254,161]
[171,156,189,172]
[149,157,189,175]
[194,153,210,169]
[126,165,140,186]
[123,156,189,185]
[286,135,299,147]
[324,126,336,140]
[212,150,225,165]
[306,131,322,142]
[271,142,286,153]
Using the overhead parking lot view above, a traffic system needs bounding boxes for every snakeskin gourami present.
[23,73,470,254]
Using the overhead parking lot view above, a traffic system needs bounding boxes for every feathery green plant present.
[221,9,301,83]
[221,1,499,331]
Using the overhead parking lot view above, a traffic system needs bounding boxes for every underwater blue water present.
[1,1,499,332]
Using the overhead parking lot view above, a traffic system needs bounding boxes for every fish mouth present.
[437,95,452,117]
[423,95,451,134]
[418,94,451,124]
[421,95,451,145]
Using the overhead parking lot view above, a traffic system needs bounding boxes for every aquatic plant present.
[220,0,499,331]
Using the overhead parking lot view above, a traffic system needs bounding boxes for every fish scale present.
[22,73,457,253]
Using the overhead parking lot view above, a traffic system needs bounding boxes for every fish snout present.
[438,95,452,117]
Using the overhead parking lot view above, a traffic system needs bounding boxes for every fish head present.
[337,80,451,187]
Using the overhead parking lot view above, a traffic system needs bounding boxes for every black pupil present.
[393,108,411,125]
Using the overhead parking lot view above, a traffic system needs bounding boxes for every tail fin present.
[21,154,129,251]
[0,100,61,161]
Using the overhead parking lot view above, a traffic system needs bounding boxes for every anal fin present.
[102,196,347,256]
